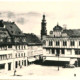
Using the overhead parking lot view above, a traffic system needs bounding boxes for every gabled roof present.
[0,20,26,45]
[3,21,24,37]
[24,33,42,46]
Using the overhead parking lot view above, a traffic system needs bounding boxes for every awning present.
[45,57,70,61]
[28,58,36,62]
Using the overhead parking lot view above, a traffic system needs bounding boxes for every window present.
[43,40,46,45]
[21,45,23,50]
[10,26,13,28]
[15,61,18,68]
[22,60,23,65]
[8,45,12,48]
[70,41,75,46]
[56,41,60,46]
[21,53,23,57]
[24,53,25,57]
[0,64,5,69]
[19,45,20,50]
[62,49,64,54]
[16,45,17,50]
[79,41,80,46]
[19,61,20,66]
[8,54,12,59]
[24,60,26,66]
[0,55,7,60]
[52,49,54,54]
[49,41,53,46]
[11,31,13,33]
[18,32,21,34]
[24,45,25,49]
[63,41,67,46]
[75,50,80,55]
[7,39,11,42]
[18,53,20,57]
[0,39,3,42]
[15,53,17,58]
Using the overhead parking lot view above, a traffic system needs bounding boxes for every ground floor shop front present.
[0,54,43,73]
[43,48,80,67]
[0,58,28,73]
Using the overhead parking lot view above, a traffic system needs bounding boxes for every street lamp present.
[58,53,60,71]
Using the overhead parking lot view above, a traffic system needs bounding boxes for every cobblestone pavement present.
[14,64,80,77]
[0,64,80,78]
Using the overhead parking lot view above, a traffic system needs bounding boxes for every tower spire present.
[43,14,45,20]
[41,14,47,40]
[57,22,59,26]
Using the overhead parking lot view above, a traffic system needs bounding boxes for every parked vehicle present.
[63,64,75,68]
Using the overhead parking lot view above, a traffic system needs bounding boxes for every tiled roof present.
[0,20,26,45]
[63,29,80,37]
[0,27,10,38]
[3,21,24,37]
[24,33,42,46]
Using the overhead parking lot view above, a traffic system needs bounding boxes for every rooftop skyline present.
[0,1,80,35]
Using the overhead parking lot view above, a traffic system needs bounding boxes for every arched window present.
[56,41,60,46]
[49,40,53,46]
[63,41,67,46]
[70,41,75,46]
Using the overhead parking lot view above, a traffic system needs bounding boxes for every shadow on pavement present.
[12,75,22,76]
[34,60,69,67]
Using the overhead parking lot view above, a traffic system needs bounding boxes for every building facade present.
[41,15,80,66]
[0,20,43,73]
[25,33,43,64]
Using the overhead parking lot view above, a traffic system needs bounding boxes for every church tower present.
[41,14,47,40]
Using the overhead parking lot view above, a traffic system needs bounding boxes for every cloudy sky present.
[0,1,80,35]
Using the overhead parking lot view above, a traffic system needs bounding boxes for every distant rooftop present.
[53,24,63,31]
[49,23,80,38]
[24,33,42,46]
[3,21,24,37]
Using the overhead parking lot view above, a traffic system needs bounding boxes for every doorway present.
[24,60,26,66]
[8,63,11,71]
[56,49,60,56]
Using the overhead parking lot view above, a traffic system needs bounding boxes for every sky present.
[0,1,80,35]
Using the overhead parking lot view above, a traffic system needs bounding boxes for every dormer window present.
[10,26,13,28]
[0,39,3,42]
[50,31,53,35]
[18,32,21,34]
[11,31,13,33]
